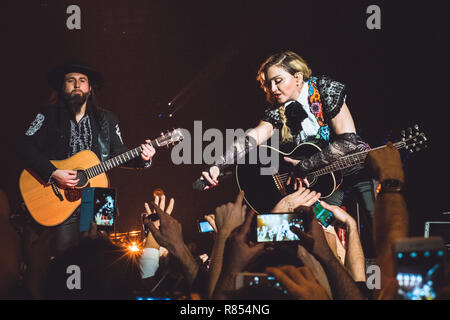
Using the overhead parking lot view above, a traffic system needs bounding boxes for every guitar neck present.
[308,141,405,178]
[85,138,157,179]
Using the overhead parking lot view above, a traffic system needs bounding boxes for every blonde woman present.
[198,51,375,257]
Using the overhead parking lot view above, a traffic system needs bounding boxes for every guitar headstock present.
[399,124,428,154]
[156,128,184,147]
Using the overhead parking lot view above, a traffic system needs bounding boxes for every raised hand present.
[221,209,266,274]
[266,265,330,300]
[146,200,183,255]
[214,190,247,238]
[272,187,320,212]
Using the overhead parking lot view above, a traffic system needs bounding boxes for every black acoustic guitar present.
[235,126,427,214]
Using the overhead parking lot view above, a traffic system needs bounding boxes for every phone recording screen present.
[199,220,214,233]
[255,213,303,243]
[395,248,446,300]
[312,201,334,227]
[93,188,116,227]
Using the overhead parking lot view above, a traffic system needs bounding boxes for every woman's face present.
[263,65,303,104]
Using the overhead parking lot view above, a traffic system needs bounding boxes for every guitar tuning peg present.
[400,130,406,137]
[409,148,414,154]
[414,124,419,130]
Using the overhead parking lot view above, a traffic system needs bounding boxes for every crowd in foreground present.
[1,143,449,300]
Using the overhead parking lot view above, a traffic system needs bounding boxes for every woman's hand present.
[284,157,310,188]
[200,166,220,190]
[51,169,79,188]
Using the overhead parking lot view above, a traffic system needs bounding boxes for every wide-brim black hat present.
[47,60,104,91]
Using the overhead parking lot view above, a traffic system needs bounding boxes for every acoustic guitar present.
[236,126,427,214]
[19,129,184,226]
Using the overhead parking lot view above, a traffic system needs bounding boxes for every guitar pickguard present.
[64,188,83,202]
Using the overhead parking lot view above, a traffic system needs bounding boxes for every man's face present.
[62,72,90,110]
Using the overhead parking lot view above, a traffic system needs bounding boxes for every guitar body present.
[19,150,109,226]
[236,142,342,214]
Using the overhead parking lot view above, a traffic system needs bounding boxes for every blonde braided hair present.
[257,51,312,144]
[278,104,293,143]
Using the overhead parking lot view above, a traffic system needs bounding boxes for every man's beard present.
[63,91,88,113]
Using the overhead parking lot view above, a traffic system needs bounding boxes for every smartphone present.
[312,201,335,227]
[92,188,116,230]
[81,187,116,231]
[197,218,214,233]
[394,237,446,300]
[235,272,287,295]
[251,212,305,243]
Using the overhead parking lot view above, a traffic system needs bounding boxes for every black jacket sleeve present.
[19,109,57,183]
[107,113,152,169]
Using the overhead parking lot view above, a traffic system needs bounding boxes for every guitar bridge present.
[272,173,287,196]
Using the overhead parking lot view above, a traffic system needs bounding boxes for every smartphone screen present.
[198,219,214,233]
[253,212,304,243]
[394,237,446,300]
[312,201,334,227]
[93,188,116,229]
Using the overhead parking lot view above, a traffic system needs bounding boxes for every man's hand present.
[320,200,356,230]
[204,214,218,233]
[266,265,330,300]
[214,191,247,238]
[143,194,174,249]
[51,169,79,188]
[147,200,184,255]
[222,210,266,274]
[141,140,156,162]
[290,207,334,262]
[365,141,404,182]
[272,187,320,212]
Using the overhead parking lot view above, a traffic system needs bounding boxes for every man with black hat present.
[19,61,156,256]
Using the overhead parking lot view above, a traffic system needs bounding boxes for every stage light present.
[128,241,141,253]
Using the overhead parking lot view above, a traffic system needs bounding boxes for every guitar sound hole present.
[76,170,89,187]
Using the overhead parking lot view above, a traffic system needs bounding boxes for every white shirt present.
[284,81,321,142]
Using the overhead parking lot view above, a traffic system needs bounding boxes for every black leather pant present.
[50,207,81,256]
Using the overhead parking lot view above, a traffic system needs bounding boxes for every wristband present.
[379,179,403,194]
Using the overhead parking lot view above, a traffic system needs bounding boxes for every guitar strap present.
[97,110,111,162]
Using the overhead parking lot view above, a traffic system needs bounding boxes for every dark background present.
[1,0,448,252]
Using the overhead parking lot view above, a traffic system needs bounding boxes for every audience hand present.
[272,187,320,213]
[204,214,218,233]
[222,210,265,274]
[266,265,330,300]
[214,191,247,239]
[365,141,404,182]
[320,200,356,230]
[147,200,184,255]
[290,207,334,262]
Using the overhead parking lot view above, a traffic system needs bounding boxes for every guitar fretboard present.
[85,146,144,179]
[308,141,405,178]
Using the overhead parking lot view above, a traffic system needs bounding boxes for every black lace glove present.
[213,134,258,172]
[293,133,370,178]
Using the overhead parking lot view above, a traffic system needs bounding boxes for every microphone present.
[192,179,208,191]
[192,171,231,191]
